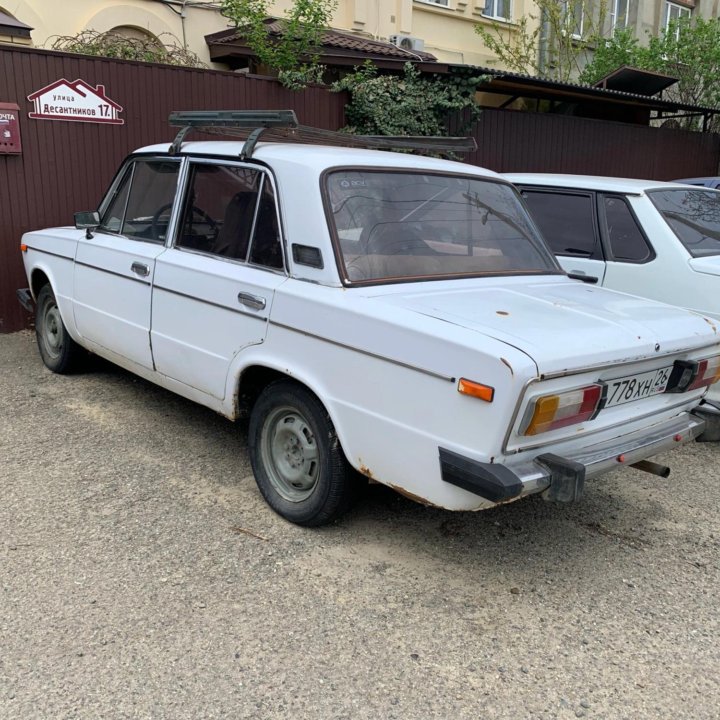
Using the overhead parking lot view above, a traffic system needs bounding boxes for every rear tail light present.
[522,384,602,436]
[667,355,720,393]
[686,355,720,391]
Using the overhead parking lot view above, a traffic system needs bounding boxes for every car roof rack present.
[168,110,477,160]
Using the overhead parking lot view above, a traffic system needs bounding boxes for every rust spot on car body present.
[500,357,513,376]
[387,483,440,508]
[358,462,374,480]
[703,316,717,333]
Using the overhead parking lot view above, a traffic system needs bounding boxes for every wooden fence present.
[1,44,719,331]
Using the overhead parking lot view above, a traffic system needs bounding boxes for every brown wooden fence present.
[0,45,346,332]
[2,44,719,332]
[462,108,720,180]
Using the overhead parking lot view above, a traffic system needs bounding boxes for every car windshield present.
[648,188,720,257]
[325,170,559,283]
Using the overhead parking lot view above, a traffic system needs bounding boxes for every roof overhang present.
[0,11,33,39]
[450,65,720,120]
[205,23,444,73]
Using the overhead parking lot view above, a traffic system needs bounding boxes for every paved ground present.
[1,330,719,719]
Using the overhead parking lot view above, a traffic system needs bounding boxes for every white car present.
[506,173,720,409]
[16,112,720,526]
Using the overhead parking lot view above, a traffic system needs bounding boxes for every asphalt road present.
[1,330,719,719]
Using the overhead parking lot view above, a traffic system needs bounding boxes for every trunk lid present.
[374,277,718,374]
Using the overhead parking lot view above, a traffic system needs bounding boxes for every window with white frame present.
[416,0,450,7]
[610,0,629,32]
[562,0,584,39]
[483,0,511,21]
[663,1,691,39]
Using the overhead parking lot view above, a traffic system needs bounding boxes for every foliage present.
[220,0,336,87]
[580,17,720,114]
[332,61,484,137]
[49,30,205,67]
[576,27,641,84]
[475,0,609,82]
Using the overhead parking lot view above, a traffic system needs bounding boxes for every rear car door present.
[150,159,287,400]
[520,188,607,284]
[73,158,180,369]
[598,194,658,296]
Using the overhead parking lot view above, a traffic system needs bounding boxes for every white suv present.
[16,113,720,526]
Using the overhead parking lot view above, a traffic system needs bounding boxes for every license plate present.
[602,366,673,408]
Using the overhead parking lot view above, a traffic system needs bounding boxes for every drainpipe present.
[180,0,188,49]
[538,6,550,77]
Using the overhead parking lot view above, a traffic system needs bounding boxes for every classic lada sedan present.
[17,113,720,526]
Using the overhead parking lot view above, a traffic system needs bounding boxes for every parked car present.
[17,112,720,526]
[506,172,720,410]
[674,177,720,189]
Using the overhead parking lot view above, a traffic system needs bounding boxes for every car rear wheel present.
[35,284,82,374]
[248,380,358,526]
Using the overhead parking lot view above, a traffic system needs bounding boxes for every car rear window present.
[648,188,720,257]
[325,170,559,283]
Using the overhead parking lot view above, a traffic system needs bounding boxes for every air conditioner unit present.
[389,34,425,52]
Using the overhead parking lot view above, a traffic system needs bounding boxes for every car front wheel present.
[248,380,358,526]
[35,284,82,374]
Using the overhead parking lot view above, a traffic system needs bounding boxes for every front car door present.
[520,187,607,284]
[150,159,287,400]
[73,157,181,370]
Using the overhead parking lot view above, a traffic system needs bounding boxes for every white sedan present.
[16,113,720,525]
[507,173,720,407]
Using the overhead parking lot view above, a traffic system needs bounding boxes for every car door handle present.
[131,262,150,277]
[237,292,266,310]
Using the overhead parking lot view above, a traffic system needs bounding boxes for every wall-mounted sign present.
[27,78,124,125]
[0,102,22,153]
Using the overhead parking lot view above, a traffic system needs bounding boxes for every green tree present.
[332,61,484,138]
[580,17,720,122]
[220,0,336,87]
[49,30,205,67]
[475,0,609,82]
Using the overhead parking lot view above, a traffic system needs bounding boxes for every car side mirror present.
[75,211,100,239]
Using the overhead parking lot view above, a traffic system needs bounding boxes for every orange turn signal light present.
[20,244,28,253]
[458,378,494,403]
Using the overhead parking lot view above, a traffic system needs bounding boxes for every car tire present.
[35,284,82,374]
[248,380,358,526]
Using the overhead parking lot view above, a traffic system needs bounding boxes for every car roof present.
[136,141,504,179]
[674,176,719,185]
[503,172,709,194]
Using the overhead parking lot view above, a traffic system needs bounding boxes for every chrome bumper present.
[440,411,705,504]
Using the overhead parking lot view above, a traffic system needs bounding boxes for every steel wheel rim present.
[261,405,320,503]
[40,301,63,360]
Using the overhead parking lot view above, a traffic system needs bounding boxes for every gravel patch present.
[1,330,718,719]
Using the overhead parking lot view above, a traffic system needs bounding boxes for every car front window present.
[648,188,720,258]
[325,170,559,283]
[98,159,180,243]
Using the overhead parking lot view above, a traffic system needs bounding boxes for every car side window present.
[248,179,283,269]
[521,190,600,258]
[99,160,180,243]
[177,163,283,270]
[602,195,653,263]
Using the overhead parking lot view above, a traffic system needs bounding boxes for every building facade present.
[0,1,715,74]
[0,0,535,69]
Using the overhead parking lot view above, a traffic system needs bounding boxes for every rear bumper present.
[17,288,34,313]
[440,411,705,504]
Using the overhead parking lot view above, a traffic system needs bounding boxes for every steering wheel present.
[151,203,217,241]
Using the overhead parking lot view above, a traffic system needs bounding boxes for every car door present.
[150,159,287,400]
[520,188,607,284]
[597,194,658,297]
[73,158,181,370]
